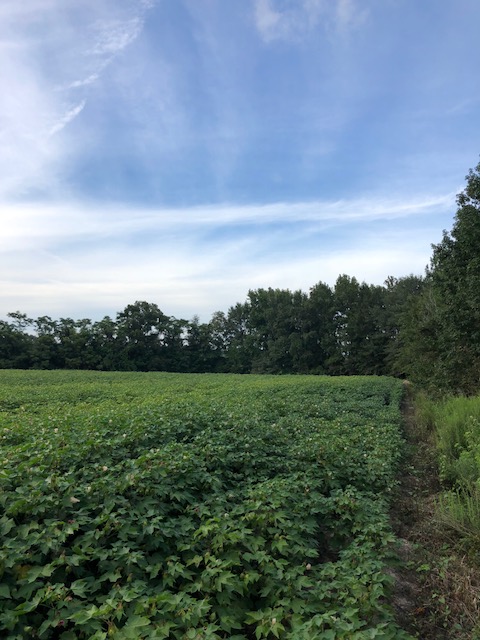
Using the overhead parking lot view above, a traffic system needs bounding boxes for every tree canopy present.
[0,276,422,378]
[401,159,480,393]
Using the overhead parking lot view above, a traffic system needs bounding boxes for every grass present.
[390,385,480,638]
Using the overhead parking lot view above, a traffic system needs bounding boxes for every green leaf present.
[70,579,90,598]
[120,615,151,639]
[0,584,11,599]
[0,516,15,536]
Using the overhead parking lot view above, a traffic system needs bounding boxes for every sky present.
[2,0,480,323]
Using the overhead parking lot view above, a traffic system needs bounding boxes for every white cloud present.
[253,0,363,42]
[0,0,155,200]
[89,17,143,55]
[0,192,454,320]
[49,101,87,136]
[0,226,435,322]
[0,193,454,252]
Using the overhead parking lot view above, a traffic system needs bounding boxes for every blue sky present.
[2,0,480,322]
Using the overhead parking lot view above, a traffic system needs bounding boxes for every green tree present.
[186,315,224,372]
[0,318,33,368]
[162,317,189,372]
[31,316,63,369]
[116,301,169,371]
[56,318,98,369]
[302,281,336,373]
[424,160,480,392]
[223,302,255,373]
[383,275,425,377]
[91,316,121,370]
[393,280,443,386]
[247,288,308,373]
[331,276,393,375]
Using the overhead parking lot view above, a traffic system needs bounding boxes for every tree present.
[397,159,480,393]
[383,275,426,377]
[56,318,98,369]
[247,288,308,374]
[91,316,120,370]
[0,319,33,368]
[330,276,396,375]
[116,301,169,371]
[31,316,63,369]
[185,315,224,372]
[302,281,336,373]
[426,160,480,392]
[223,302,255,373]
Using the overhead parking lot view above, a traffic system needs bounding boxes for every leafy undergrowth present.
[0,371,412,639]
[389,385,480,639]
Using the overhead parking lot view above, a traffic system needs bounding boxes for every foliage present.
[0,275,424,378]
[399,159,480,394]
[0,371,412,639]
[414,392,480,548]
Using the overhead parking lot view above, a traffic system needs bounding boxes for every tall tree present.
[185,315,225,372]
[116,301,168,371]
[424,160,480,392]
[56,318,98,369]
[224,302,255,373]
[91,316,121,370]
[0,318,33,368]
[383,275,425,377]
[302,281,336,373]
[331,276,393,375]
[247,288,308,374]
[31,316,63,369]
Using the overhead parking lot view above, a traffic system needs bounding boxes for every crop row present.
[0,371,412,639]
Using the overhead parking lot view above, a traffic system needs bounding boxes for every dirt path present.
[388,384,480,639]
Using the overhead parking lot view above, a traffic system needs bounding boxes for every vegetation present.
[414,393,480,547]
[388,389,480,639]
[0,278,422,377]
[2,157,480,636]
[0,371,412,639]
[397,159,480,395]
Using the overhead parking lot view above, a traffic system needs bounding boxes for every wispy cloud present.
[253,0,364,42]
[0,0,156,199]
[0,192,454,252]
[1,0,478,325]
[88,17,143,56]
[49,101,87,136]
[0,190,454,320]
[66,74,101,90]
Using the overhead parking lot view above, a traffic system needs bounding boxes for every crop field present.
[0,371,412,639]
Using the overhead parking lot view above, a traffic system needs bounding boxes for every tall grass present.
[414,392,480,548]
[437,489,480,545]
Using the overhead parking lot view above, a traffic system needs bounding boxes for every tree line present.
[0,276,423,377]
[2,159,480,394]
